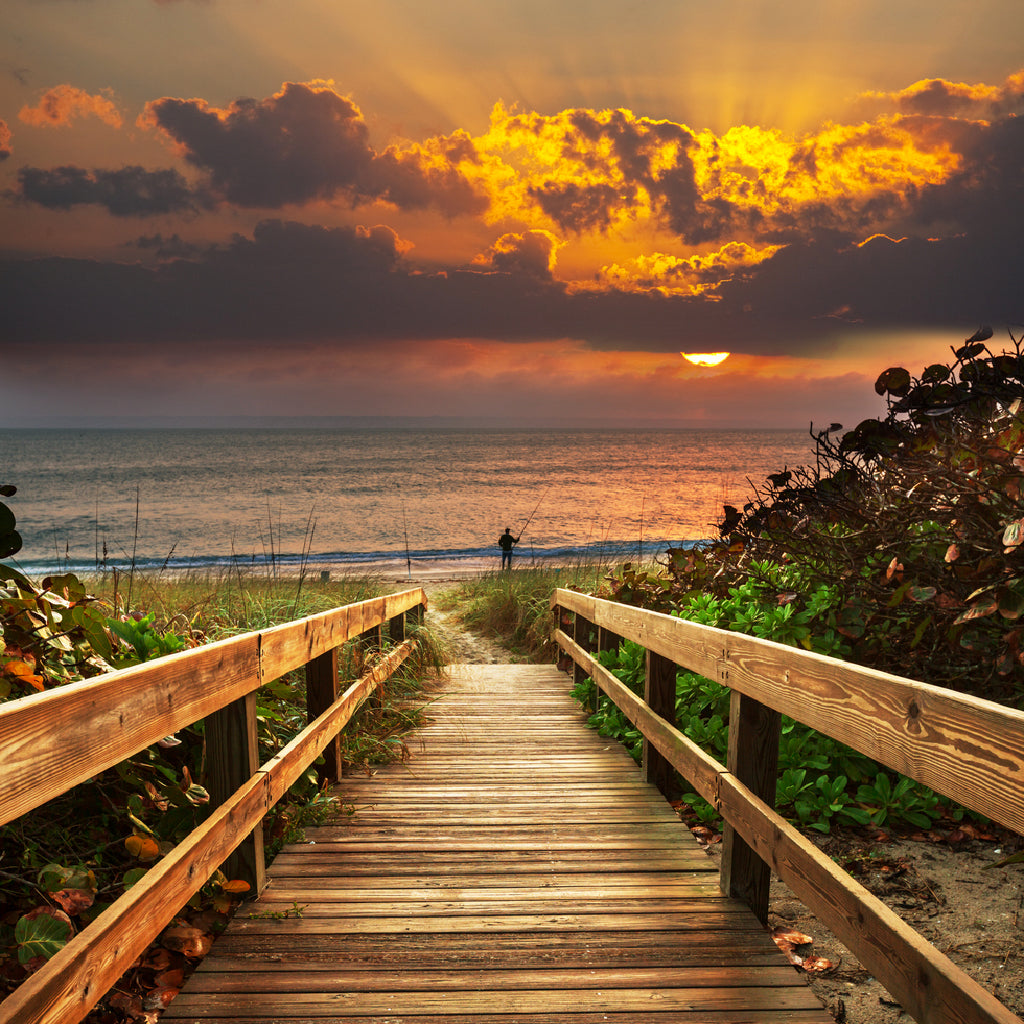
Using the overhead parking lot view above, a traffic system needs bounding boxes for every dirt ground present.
[415,576,1024,1024]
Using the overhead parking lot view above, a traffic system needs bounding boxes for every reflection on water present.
[1,427,814,573]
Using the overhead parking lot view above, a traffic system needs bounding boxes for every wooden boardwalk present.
[164,663,830,1023]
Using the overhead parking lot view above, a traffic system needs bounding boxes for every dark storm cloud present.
[863,71,1024,119]
[16,165,205,216]
[475,230,558,279]
[143,81,486,215]
[4,213,1020,360]
[130,233,208,260]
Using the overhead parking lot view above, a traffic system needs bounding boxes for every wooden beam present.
[205,691,265,894]
[643,650,679,800]
[552,589,1024,834]
[305,647,341,784]
[0,634,260,828]
[0,588,425,828]
[0,637,421,1024]
[717,774,1023,1024]
[0,774,271,1024]
[720,690,780,925]
[554,626,1023,1024]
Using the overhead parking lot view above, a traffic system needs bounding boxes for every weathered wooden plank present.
[258,884,722,901]
[158,1012,832,1024]
[0,633,260,827]
[553,589,1024,834]
[717,773,1023,1024]
[181,964,805,992]
[222,912,772,935]
[164,986,826,1017]
[197,947,789,970]
[160,661,827,1024]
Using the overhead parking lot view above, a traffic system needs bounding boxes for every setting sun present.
[682,352,731,367]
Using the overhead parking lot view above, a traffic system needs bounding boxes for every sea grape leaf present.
[49,888,95,915]
[125,834,161,861]
[15,909,72,964]
[954,595,999,624]
[997,588,1024,620]
[1002,519,1024,550]
[875,366,912,397]
[921,363,951,384]
[963,325,993,344]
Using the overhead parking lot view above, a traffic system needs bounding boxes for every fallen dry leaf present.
[801,953,838,974]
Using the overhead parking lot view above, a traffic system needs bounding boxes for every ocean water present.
[0,428,814,575]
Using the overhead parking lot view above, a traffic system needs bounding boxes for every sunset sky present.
[2,0,1023,427]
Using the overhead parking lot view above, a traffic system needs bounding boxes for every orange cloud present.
[452,101,964,258]
[595,241,782,295]
[0,120,10,160]
[18,84,122,129]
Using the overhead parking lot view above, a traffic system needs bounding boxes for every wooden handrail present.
[551,588,1024,1024]
[0,588,427,1024]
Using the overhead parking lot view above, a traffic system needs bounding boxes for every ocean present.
[0,427,814,577]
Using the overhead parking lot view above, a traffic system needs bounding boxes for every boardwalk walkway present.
[164,663,830,1022]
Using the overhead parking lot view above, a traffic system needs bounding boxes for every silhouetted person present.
[498,527,519,569]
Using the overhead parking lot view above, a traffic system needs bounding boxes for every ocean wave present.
[10,537,701,578]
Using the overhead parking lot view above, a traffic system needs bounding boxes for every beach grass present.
[435,560,613,661]
[85,566,394,639]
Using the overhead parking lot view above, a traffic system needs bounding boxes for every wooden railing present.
[552,588,1024,1024]
[0,588,427,1024]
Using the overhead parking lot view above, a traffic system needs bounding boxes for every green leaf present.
[874,367,912,397]
[15,910,72,964]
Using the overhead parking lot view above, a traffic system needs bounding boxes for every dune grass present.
[86,566,400,640]
[436,561,612,661]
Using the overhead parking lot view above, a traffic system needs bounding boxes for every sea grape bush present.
[709,328,1024,703]
[607,328,1024,704]
[592,327,1024,833]
[0,490,254,1002]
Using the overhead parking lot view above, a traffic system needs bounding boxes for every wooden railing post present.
[407,601,424,629]
[596,627,621,712]
[306,647,341,783]
[643,651,680,800]
[388,611,405,646]
[720,689,781,925]
[572,613,593,692]
[205,692,265,894]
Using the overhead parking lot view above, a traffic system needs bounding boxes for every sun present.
[681,352,731,367]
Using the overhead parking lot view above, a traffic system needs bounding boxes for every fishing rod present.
[395,482,412,580]
[516,485,549,543]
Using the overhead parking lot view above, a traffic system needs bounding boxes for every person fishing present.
[498,527,519,569]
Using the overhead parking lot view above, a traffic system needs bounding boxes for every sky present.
[2,0,1023,428]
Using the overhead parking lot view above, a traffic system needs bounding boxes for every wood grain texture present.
[0,588,426,828]
[554,598,1024,1024]
[0,594,425,1024]
[163,663,830,1024]
[553,589,1024,834]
